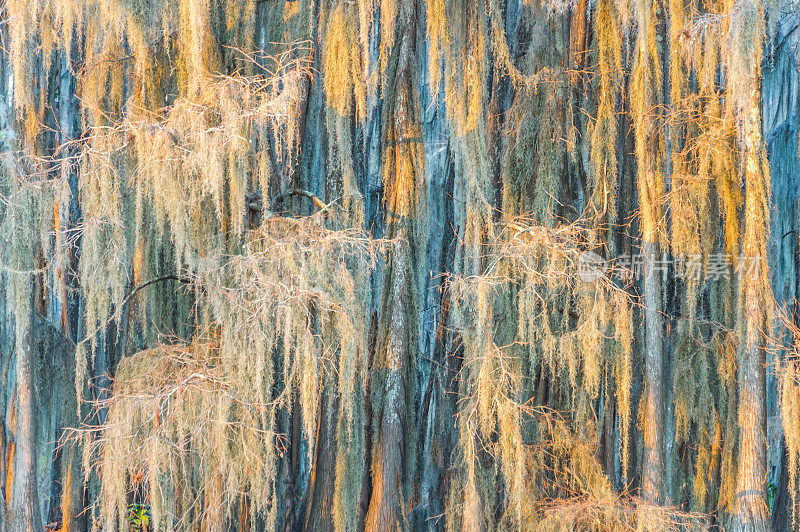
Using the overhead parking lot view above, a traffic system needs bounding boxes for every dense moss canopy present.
[0,0,798,530]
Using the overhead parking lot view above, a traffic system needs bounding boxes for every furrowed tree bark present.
[303,385,338,530]
[365,6,419,529]
[730,1,770,526]
[366,242,413,530]
[762,5,800,526]
[641,243,665,503]
[632,0,666,502]
[9,293,42,532]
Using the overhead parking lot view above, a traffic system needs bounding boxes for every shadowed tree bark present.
[9,293,42,532]
[303,385,338,530]
[365,5,420,528]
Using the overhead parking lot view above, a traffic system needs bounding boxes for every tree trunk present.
[365,249,412,530]
[731,338,769,531]
[365,7,419,528]
[9,297,42,532]
[641,242,665,503]
[730,57,770,531]
[303,385,338,530]
[632,0,666,497]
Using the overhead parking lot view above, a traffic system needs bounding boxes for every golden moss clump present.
[73,43,311,402]
[589,0,623,229]
[94,341,279,530]
[448,216,635,528]
[630,0,666,248]
[88,215,381,529]
[323,6,367,119]
[426,0,488,135]
[782,358,800,522]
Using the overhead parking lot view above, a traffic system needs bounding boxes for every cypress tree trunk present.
[366,242,413,530]
[365,5,419,528]
[731,11,770,527]
[9,295,42,532]
[303,386,338,530]
[641,244,665,503]
[632,0,666,502]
